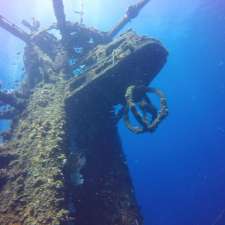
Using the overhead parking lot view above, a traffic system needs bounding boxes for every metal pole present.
[0,15,30,43]
[107,0,151,39]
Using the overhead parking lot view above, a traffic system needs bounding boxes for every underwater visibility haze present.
[0,0,225,225]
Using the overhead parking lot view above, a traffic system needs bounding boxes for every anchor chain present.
[122,85,168,134]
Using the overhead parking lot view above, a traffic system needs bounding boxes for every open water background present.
[0,1,225,224]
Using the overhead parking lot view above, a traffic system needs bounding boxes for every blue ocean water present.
[119,1,225,225]
[0,1,225,225]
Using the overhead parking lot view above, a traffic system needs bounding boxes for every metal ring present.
[123,85,168,134]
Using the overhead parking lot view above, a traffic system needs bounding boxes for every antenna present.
[80,0,84,24]
[74,0,84,24]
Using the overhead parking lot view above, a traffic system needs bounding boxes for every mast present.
[52,0,68,39]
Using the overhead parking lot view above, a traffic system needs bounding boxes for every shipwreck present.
[0,0,168,224]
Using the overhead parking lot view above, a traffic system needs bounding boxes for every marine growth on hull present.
[0,0,169,224]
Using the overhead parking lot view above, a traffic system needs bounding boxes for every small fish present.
[88,38,94,44]
[217,127,225,134]
[69,58,77,66]
[74,47,83,54]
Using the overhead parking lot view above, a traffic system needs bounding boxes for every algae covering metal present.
[0,1,168,224]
